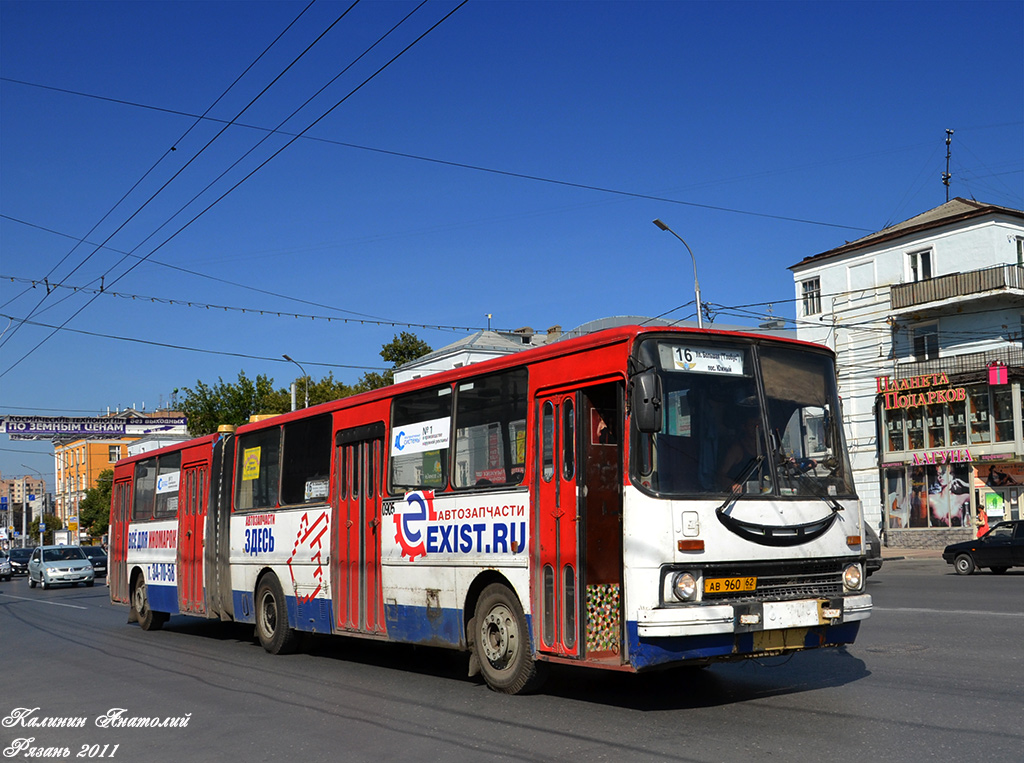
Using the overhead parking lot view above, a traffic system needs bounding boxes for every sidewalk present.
[880,547,943,560]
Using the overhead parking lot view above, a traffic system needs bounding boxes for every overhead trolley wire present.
[0,312,387,372]
[0,0,320,343]
[1,0,469,380]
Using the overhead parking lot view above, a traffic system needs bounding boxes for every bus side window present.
[279,414,331,505]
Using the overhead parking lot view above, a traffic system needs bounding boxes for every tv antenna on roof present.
[942,129,954,202]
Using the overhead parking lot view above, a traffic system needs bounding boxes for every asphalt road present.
[2,559,1021,763]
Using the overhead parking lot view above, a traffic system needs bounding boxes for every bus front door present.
[178,462,208,615]
[536,384,624,661]
[332,425,386,636]
[536,392,581,657]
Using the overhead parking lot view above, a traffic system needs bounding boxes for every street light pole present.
[282,354,309,410]
[652,219,704,329]
[21,464,46,546]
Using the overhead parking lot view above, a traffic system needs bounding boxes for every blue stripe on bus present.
[230,589,334,633]
[287,595,334,634]
[383,602,465,648]
[147,584,179,615]
[625,621,862,670]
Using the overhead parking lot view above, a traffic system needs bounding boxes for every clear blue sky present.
[2,0,1022,483]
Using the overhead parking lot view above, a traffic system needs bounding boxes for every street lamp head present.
[282,354,294,362]
[652,218,670,232]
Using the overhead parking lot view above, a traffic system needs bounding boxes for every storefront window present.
[992,387,1014,442]
[885,463,971,529]
[968,386,991,444]
[948,403,967,447]
[906,413,925,451]
[886,410,905,452]
[926,404,945,448]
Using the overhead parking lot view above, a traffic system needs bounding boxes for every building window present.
[912,324,939,361]
[801,277,821,316]
[1016,236,1023,266]
[908,249,932,282]
[108,446,120,462]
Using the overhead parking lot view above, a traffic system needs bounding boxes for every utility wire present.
[0,80,876,235]
[1,274,514,334]
[0,0,467,379]
[0,213,396,323]
[0,1,321,346]
[0,312,387,371]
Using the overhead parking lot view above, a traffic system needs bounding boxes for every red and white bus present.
[110,325,871,693]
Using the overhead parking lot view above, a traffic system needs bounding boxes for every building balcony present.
[896,344,1024,379]
[891,264,1024,312]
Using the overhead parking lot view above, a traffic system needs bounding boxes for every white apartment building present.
[791,198,1024,548]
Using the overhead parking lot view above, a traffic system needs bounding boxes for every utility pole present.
[942,129,954,202]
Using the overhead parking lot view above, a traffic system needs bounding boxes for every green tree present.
[356,332,432,391]
[180,370,285,436]
[30,513,63,546]
[79,469,113,539]
[280,371,359,409]
[177,334,433,431]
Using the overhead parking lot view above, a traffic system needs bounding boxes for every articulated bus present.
[109,325,871,694]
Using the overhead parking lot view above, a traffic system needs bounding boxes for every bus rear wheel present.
[472,584,546,695]
[132,576,167,631]
[255,575,299,655]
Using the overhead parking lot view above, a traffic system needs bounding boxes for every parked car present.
[864,524,883,576]
[942,519,1024,575]
[27,545,95,589]
[8,547,32,576]
[80,545,107,577]
[0,553,11,581]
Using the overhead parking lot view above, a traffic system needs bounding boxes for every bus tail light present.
[846,535,862,548]
[678,539,705,552]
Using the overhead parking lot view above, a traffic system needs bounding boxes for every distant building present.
[395,316,792,384]
[790,198,1024,548]
[393,326,565,383]
[52,409,187,523]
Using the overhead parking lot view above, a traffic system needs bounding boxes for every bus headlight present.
[672,571,698,602]
[842,563,863,592]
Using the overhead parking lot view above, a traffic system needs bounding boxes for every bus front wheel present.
[472,584,546,695]
[255,575,299,655]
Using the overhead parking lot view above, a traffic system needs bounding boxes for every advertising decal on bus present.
[388,490,528,562]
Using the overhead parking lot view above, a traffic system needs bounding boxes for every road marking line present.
[0,592,88,609]
[874,606,1024,618]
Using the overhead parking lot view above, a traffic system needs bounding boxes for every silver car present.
[28,545,95,589]
[0,553,11,581]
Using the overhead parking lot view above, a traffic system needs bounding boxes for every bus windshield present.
[632,337,855,499]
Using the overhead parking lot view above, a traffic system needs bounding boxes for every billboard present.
[0,415,187,440]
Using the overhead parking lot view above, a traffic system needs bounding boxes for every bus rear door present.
[332,423,386,636]
[109,476,133,605]
[178,461,208,615]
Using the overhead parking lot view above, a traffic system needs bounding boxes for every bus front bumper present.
[636,594,872,638]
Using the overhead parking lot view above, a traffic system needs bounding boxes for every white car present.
[27,545,95,589]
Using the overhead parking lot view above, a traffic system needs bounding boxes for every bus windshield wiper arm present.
[715,455,764,512]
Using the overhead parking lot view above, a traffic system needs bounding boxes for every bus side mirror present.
[631,370,663,434]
